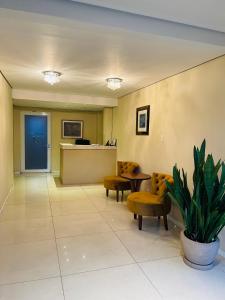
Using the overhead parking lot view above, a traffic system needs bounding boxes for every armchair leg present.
[116,189,119,202]
[138,215,143,230]
[163,215,168,230]
[158,216,160,220]
[106,189,109,197]
[134,213,137,220]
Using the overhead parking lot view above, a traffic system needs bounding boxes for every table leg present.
[135,180,142,192]
[130,179,144,192]
[130,181,136,193]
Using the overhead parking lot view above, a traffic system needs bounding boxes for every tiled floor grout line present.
[0,275,60,288]
[103,193,174,299]
[0,183,55,246]
[50,187,139,283]
[0,176,63,289]
[54,230,112,240]
[60,262,137,278]
[0,236,56,247]
[136,263,164,299]
[87,189,163,298]
[132,254,181,264]
[47,179,66,300]
[101,197,183,299]
[113,229,164,299]
[2,176,225,298]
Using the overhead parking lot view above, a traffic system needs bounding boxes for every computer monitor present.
[75,138,90,145]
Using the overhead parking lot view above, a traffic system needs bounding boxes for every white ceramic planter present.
[180,230,220,270]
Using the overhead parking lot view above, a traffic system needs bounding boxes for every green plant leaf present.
[169,139,225,243]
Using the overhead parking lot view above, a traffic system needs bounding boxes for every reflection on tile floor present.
[0,175,224,299]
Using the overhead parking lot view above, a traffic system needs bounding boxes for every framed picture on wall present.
[136,105,150,135]
[62,120,83,138]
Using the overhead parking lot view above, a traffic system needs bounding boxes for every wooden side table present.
[121,173,151,192]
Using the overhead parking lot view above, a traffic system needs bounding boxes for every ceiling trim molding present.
[120,53,225,98]
[1,0,225,46]
[72,0,225,33]
[12,89,118,107]
[0,70,12,88]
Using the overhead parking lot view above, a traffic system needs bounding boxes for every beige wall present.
[13,107,103,173]
[103,107,118,145]
[112,107,118,140]
[0,73,13,209]
[103,108,113,145]
[117,55,225,251]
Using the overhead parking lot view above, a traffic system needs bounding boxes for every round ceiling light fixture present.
[42,70,62,85]
[106,77,123,90]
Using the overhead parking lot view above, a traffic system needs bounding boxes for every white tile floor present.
[0,174,224,299]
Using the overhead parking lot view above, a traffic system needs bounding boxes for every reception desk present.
[60,143,117,185]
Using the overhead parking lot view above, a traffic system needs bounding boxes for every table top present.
[121,172,151,181]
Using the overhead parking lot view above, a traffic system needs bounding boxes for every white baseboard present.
[168,214,184,230]
[0,184,14,215]
[168,215,225,258]
[51,170,60,176]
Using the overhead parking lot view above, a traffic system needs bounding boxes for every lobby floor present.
[0,175,224,299]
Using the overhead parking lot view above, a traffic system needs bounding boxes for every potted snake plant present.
[166,140,225,270]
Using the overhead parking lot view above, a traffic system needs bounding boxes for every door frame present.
[21,111,51,173]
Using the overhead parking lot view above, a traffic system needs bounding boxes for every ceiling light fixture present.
[106,77,123,90]
[42,71,62,85]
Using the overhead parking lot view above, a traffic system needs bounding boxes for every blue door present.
[25,115,48,170]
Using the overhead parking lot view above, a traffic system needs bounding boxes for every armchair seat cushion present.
[128,192,162,205]
[127,190,171,217]
[104,176,131,190]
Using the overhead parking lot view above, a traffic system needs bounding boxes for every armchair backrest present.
[151,172,173,197]
[117,161,140,176]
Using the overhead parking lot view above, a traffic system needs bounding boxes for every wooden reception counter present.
[60,143,117,185]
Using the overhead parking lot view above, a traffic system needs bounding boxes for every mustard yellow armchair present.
[104,161,139,202]
[127,172,173,230]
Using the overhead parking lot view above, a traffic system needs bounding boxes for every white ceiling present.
[0,0,225,104]
[75,0,225,32]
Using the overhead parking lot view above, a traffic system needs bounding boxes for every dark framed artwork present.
[62,120,83,138]
[136,105,150,135]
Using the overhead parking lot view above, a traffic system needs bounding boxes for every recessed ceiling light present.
[106,77,123,90]
[42,71,62,85]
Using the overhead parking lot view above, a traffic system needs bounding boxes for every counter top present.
[60,143,117,150]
